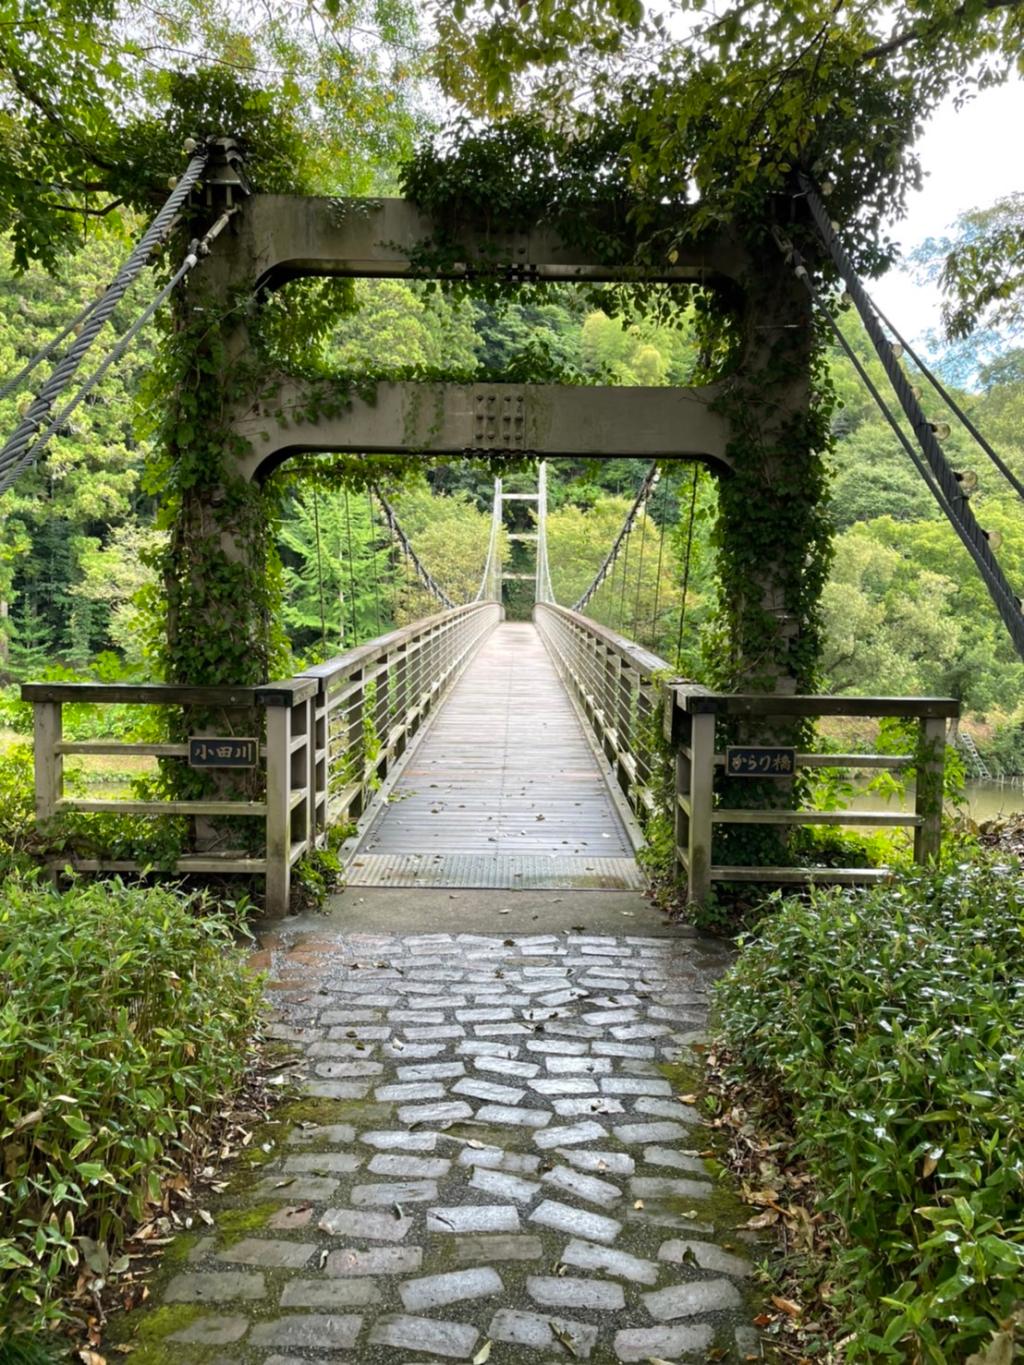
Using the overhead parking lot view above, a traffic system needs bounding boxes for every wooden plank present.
[676,691,959,719]
[711,752,911,769]
[67,856,269,874]
[255,677,319,706]
[58,798,267,816]
[711,865,893,884]
[711,808,922,827]
[22,682,260,705]
[354,622,638,876]
[57,741,191,757]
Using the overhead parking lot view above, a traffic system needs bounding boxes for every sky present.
[871,75,1024,352]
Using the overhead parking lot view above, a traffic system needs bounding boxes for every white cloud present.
[871,75,1024,346]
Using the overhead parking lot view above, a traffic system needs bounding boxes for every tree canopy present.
[0,0,424,268]
[425,0,1022,276]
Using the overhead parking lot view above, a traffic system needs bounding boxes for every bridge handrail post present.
[255,680,318,917]
[664,687,716,904]
[33,699,63,824]
[310,679,328,843]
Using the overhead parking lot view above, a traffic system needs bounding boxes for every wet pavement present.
[111,916,767,1363]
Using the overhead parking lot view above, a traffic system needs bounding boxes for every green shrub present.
[0,743,40,876]
[0,876,262,1337]
[714,864,1024,1361]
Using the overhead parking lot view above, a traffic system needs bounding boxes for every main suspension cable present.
[0,295,104,405]
[374,486,456,610]
[794,175,1024,660]
[0,150,210,492]
[571,462,660,613]
[0,208,234,498]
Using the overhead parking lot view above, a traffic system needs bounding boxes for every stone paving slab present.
[107,926,766,1363]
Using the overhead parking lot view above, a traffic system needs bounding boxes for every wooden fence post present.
[264,701,292,916]
[33,701,62,822]
[915,716,946,864]
[687,709,716,904]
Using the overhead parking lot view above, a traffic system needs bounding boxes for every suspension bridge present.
[9,135,1016,911]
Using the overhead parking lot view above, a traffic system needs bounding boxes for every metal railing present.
[534,601,673,831]
[533,604,960,902]
[665,686,960,903]
[300,602,501,843]
[21,602,500,914]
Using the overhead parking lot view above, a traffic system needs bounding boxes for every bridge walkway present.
[346,622,643,891]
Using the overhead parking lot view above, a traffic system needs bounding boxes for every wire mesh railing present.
[534,600,673,830]
[300,602,502,839]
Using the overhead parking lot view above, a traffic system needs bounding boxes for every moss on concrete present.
[109,1303,206,1364]
[160,1229,201,1267]
[214,1201,278,1247]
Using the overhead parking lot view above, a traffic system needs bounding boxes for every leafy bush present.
[0,744,37,875]
[0,876,262,1337]
[714,864,1024,1361]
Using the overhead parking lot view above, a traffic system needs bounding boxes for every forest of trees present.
[3,239,1024,765]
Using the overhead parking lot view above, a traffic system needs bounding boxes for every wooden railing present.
[21,602,500,914]
[665,686,960,903]
[21,678,318,912]
[534,602,672,834]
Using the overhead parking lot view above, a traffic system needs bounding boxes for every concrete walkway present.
[110,914,765,1363]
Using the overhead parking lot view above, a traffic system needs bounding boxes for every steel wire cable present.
[617,510,632,630]
[674,464,699,670]
[868,296,1024,503]
[0,208,234,499]
[367,490,383,634]
[473,479,503,603]
[0,295,105,404]
[0,150,209,491]
[571,463,660,613]
[373,485,456,610]
[798,173,1024,660]
[631,505,650,640]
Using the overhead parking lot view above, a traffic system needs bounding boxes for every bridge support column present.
[713,255,830,696]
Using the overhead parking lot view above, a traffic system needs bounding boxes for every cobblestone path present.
[121,926,766,1363]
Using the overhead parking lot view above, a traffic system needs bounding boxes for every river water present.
[850,777,1024,826]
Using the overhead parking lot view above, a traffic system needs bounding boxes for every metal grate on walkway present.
[346,853,645,890]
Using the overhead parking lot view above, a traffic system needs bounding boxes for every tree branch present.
[862,0,1023,63]
[45,197,125,217]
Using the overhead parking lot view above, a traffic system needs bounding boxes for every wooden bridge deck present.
[347,622,643,889]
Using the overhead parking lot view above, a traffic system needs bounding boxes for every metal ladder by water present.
[957,730,991,780]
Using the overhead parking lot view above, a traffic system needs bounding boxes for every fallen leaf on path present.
[771,1294,803,1318]
[472,1343,493,1365]
[549,1323,579,1358]
[739,1209,779,1230]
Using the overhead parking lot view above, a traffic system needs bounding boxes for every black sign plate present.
[725,745,796,777]
[189,737,258,768]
